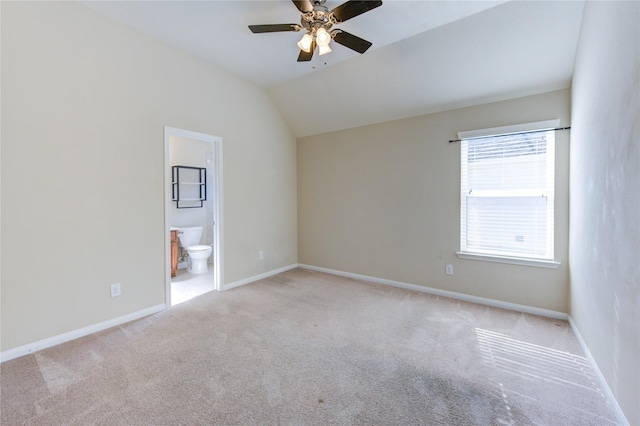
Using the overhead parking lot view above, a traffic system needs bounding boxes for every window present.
[458,121,559,268]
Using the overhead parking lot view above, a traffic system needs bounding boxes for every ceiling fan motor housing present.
[301,2,336,35]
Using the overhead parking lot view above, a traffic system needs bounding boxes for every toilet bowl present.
[176,226,212,274]
[185,245,212,274]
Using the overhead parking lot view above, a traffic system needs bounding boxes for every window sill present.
[456,252,561,269]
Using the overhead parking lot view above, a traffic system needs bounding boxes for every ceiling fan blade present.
[292,0,314,13]
[249,24,299,33]
[331,0,382,23]
[333,30,373,54]
[297,40,316,62]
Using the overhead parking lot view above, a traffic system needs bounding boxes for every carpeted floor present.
[1,268,617,425]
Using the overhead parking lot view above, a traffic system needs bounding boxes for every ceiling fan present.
[249,0,383,62]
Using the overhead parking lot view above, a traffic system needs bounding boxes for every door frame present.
[163,126,223,306]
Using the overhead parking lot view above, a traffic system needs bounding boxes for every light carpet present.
[1,268,617,425]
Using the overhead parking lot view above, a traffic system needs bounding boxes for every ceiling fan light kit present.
[318,43,332,56]
[249,0,382,62]
[315,27,331,46]
[297,33,314,52]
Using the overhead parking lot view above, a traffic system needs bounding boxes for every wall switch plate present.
[110,283,121,298]
[445,264,454,275]
[259,251,264,260]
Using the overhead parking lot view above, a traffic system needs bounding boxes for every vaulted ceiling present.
[80,1,585,137]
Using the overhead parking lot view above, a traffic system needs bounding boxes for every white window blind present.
[460,127,555,261]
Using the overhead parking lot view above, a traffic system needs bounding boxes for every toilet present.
[176,226,212,274]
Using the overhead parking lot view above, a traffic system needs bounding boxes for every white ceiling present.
[79,0,585,137]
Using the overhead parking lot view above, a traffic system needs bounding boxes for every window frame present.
[456,120,561,269]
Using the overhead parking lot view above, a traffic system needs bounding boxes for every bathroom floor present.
[171,264,215,306]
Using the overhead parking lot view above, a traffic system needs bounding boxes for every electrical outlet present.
[259,251,264,260]
[445,264,454,275]
[110,283,121,298]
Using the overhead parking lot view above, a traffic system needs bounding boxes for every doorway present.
[164,126,223,307]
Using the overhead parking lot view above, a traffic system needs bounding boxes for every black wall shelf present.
[172,165,206,209]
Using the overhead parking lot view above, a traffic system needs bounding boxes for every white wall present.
[0,1,297,352]
[569,2,640,424]
[169,136,210,233]
[298,90,570,312]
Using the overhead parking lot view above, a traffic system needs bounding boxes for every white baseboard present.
[568,317,629,426]
[1,263,299,362]
[298,264,568,320]
[0,304,166,363]
[222,263,299,291]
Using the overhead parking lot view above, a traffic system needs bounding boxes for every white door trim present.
[163,126,223,306]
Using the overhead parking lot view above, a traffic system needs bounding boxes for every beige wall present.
[0,1,297,352]
[569,2,640,424]
[298,90,570,312]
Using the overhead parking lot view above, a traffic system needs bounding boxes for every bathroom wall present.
[169,135,212,248]
[1,1,297,353]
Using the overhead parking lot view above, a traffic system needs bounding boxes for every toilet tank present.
[177,226,203,248]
